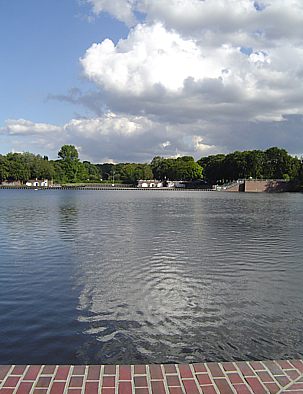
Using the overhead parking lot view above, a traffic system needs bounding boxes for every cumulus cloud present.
[85,0,138,26]
[1,114,203,162]
[81,20,303,125]
[2,119,61,136]
[3,0,303,161]
[81,23,221,95]
[87,0,303,42]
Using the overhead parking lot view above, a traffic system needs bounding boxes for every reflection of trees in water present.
[58,203,79,241]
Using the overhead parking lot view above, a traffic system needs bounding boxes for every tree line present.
[0,145,302,186]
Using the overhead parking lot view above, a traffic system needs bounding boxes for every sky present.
[1,0,303,163]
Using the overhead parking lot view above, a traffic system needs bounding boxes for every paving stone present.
[196,373,212,385]
[0,359,302,394]
[0,367,11,381]
[263,382,280,394]
[119,365,132,381]
[11,366,27,376]
[237,362,255,377]
[164,364,177,374]
[16,382,33,394]
[178,364,193,379]
[207,363,225,378]
[193,363,207,373]
[168,387,183,394]
[104,366,116,375]
[134,376,148,387]
[245,377,267,394]
[150,380,166,394]
[87,366,101,381]
[72,366,86,376]
[41,366,56,375]
[135,388,149,394]
[149,365,163,380]
[23,366,41,381]
[214,378,234,394]
[134,365,147,375]
[250,361,266,371]
[182,379,200,394]
[233,384,252,394]
[49,381,66,394]
[290,360,303,373]
[54,366,70,381]
[221,362,237,372]
[166,375,181,387]
[226,372,244,384]
[69,377,84,387]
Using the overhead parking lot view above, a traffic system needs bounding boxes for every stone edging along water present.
[0,186,214,191]
[1,360,303,394]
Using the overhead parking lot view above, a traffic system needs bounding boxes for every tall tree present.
[58,145,80,182]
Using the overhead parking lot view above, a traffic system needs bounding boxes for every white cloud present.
[81,21,303,124]
[81,23,223,95]
[2,119,61,135]
[4,0,303,161]
[87,0,303,43]
[85,0,137,26]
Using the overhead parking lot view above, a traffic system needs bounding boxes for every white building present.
[137,180,163,188]
[26,179,49,187]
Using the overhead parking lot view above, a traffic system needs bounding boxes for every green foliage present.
[57,145,80,183]
[151,156,202,180]
[198,147,302,184]
[120,163,153,184]
[0,145,302,187]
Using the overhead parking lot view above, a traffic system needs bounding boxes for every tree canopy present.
[0,145,302,187]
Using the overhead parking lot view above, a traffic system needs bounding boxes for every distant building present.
[173,181,186,188]
[26,179,50,187]
[1,181,22,186]
[137,180,163,188]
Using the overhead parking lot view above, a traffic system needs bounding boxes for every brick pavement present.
[1,360,303,394]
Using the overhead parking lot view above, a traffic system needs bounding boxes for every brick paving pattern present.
[0,360,303,394]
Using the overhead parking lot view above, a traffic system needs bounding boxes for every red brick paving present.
[0,360,303,393]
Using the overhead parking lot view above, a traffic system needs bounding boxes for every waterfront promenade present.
[1,360,303,394]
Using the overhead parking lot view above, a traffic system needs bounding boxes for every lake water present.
[0,189,302,364]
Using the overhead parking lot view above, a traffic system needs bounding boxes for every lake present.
[0,189,302,364]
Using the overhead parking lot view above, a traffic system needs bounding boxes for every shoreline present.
[0,186,214,191]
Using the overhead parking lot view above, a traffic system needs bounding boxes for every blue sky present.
[0,0,127,125]
[1,0,303,162]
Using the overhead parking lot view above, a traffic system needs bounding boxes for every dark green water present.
[0,190,302,364]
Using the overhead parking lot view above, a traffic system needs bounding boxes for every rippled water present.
[0,189,303,364]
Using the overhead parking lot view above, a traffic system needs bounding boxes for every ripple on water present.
[0,190,303,363]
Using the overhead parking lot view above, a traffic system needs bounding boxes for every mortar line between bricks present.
[259,361,284,390]
[82,365,89,394]
[14,365,30,394]
[245,363,270,393]
[46,365,59,394]
[217,361,238,394]
[160,364,169,394]
[204,363,221,394]
[189,363,203,394]
[232,362,254,394]
[64,365,73,394]
[99,364,104,394]
[146,365,152,394]
[0,365,14,390]
[131,365,135,394]
[175,364,186,394]
[28,365,44,394]
[277,372,303,394]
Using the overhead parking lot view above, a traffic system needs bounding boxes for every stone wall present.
[244,180,290,192]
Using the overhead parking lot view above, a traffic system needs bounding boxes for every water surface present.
[0,190,302,364]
